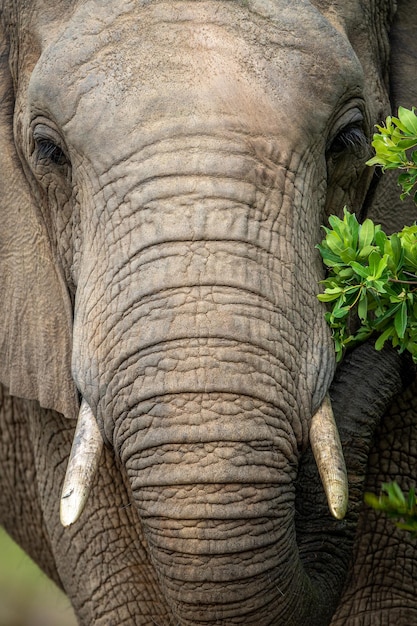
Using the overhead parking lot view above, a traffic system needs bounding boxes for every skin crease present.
[0,1,416,625]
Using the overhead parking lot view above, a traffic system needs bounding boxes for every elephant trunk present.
[108,349,410,626]
[116,393,328,626]
[93,270,338,624]
[70,158,346,623]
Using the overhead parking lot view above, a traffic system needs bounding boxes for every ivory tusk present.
[60,399,103,527]
[309,394,348,520]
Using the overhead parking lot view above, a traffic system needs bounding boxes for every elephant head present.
[0,1,416,625]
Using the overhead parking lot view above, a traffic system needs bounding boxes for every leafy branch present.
[364,483,417,537]
[318,106,417,533]
[317,212,417,363]
[366,106,417,202]
[318,107,417,363]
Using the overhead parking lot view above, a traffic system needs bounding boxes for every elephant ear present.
[0,25,78,419]
[364,0,417,232]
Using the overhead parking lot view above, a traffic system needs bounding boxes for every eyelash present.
[329,126,369,157]
[35,139,68,166]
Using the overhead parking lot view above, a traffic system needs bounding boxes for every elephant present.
[0,0,417,624]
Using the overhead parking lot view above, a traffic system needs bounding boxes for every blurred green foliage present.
[0,528,77,626]
[365,482,417,536]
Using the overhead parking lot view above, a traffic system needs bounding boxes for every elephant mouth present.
[59,394,347,527]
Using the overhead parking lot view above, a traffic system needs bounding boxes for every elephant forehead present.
[27,0,363,155]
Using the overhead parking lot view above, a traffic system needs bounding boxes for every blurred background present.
[0,528,77,626]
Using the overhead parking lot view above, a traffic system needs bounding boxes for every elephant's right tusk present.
[309,394,348,520]
[60,399,103,527]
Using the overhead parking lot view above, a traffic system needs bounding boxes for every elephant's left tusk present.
[60,399,103,527]
[309,394,348,520]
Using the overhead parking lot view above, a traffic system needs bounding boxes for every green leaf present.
[407,487,416,510]
[366,154,385,167]
[383,481,407,507]
[374,326,394,351]
[370,254,388,281]
[359,219,375,249]
[364,492,381,509]
[328,214,347,241]
[317,292,344,302]
[373,302,402,327]
[336,267,355,280]
[324,231,345,256]
[357,244,377,261]
[398,138,417,150]
[357,292,368,321]
[366,482,417,536]
[397,106,417,135]
[331,305,351,319]
[350,261,370,279]
[369,278,388,293]
[367,250,383,279]
[374,229,387,253]
[387,233,403,270]
[394,300,408,339]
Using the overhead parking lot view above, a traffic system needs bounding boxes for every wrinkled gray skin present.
[0,1,417,624]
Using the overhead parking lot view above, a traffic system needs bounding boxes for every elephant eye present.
[35,138,68,167]
[328,125,369,159]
